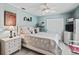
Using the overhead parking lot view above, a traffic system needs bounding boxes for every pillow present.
[29,27,35,34]
[19,26,39,34]
[29,27,40,34]
[34,28,39,33]
[20,27,31,34]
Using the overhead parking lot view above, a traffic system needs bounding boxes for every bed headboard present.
[17,26,40,35]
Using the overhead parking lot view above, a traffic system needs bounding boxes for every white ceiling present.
[10,3,79,16]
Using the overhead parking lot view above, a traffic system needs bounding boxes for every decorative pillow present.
[34,28,39,33]
[19,26,40,34]
[29,27,35,34]
[29,27,40,34]
[20,27,31,34]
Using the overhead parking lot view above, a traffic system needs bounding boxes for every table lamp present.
[6,26,15,38]
[4,11,16,38]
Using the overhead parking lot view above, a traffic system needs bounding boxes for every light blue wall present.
[73,6,79,19]
[37,12,73,31]
[0,4,38,27]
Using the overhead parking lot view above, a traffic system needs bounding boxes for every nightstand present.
[0,36,21,55]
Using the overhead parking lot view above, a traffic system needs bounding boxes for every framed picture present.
[24,16,27,21]
[4,11,16,26]
[24,16,32,21]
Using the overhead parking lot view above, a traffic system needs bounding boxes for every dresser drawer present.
[0,36,21,55]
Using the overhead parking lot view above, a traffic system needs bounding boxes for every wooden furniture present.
[64,19,79,53]
[69,19,79,53]
[64,18,74,45]
[0,36,21,55]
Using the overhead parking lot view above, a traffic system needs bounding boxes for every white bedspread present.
[29,32,61,45]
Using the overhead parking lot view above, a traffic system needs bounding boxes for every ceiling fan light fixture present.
[41,3,57,15]
[42,8,50,13]
[41,3,51,15]
[51,10,56,13]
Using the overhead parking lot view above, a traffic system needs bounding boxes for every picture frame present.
[4,11,16,26]
[24,16,32,21]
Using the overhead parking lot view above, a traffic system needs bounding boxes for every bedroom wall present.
[37,12,73,32]
[0,4,38,27]
[73,6,79,19]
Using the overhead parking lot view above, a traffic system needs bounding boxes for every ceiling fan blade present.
[48,8,57,13]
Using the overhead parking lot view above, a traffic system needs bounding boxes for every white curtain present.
[46,18,64,33]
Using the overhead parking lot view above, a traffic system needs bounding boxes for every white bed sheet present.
[29,32,61,45]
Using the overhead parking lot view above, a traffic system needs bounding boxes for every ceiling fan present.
[40,3,56,15]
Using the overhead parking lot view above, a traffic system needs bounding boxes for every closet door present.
[46,18,64,33]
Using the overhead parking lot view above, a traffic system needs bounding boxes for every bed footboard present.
[23,35,62,55]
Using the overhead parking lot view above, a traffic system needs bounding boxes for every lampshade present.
[9,26,15,30]
[5,26,15,31]
[42,8,50,15]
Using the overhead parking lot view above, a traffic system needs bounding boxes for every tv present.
[65,23,73,32]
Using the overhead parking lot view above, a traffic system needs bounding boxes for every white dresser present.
[0,36,21,55]
[64,31,73,45]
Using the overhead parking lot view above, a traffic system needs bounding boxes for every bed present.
[18,26,62,55]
